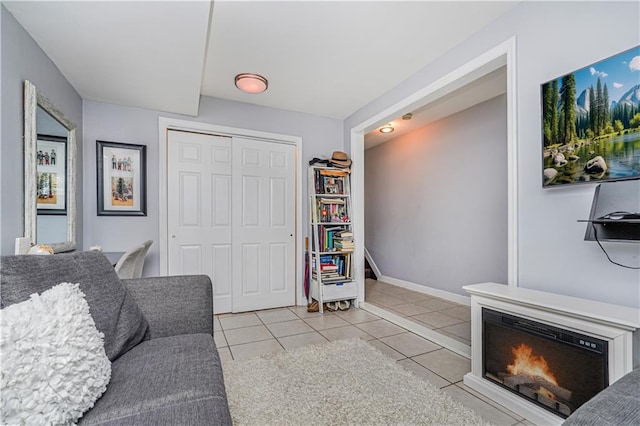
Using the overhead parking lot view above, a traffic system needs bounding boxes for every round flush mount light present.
[379,123,395,133]
[234,73,268,94]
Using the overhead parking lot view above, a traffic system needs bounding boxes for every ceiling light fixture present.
[379,123,394,133]
[234,73,268,94]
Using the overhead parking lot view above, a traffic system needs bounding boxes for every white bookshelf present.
[308,165,358,313]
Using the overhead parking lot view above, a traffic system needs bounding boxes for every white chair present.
[114,243,146,279]
[133,240,153,279]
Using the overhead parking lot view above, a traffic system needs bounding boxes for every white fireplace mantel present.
[463,282,640,426]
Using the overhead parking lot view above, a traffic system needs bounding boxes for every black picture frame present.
[97,140,147,216]
[37,134,67,215]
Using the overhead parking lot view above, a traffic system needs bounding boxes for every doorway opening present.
[350,37,518,357]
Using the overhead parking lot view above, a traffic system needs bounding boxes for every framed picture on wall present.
[541,45,640,187]
[96,140,147,216]
[37,135,67,215]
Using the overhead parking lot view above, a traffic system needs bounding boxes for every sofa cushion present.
[0,251,148,361]
[77,334,232,425]
[1,283,111,425]
[564,368,640,425]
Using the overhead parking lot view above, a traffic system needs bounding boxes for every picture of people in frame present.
[111,176,134,206]
[107,149,136,207]
[36,136,66,213]
[325,184,339,194]
[111,154,134,172]
[37,172,58,204]
[97,140,147,216]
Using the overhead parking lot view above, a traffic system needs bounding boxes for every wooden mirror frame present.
[24,80,77,252]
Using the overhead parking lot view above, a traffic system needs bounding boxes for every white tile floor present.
[365,278,472,346]
[216,303,529,425]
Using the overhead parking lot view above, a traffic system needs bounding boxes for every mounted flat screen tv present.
[541,45,640,187]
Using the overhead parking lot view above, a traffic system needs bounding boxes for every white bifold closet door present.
[167,130,296,314]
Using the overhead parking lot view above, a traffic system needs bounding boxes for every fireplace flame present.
[507,343,558,385]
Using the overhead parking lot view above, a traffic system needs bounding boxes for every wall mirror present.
[24,80,77,252]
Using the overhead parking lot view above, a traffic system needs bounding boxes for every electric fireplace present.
[464,283,639,425]
[482,308,608,418]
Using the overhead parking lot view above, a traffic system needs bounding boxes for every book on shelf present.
[312,273,349,284]
[334,242,354,251]
[313,271,344,278]
[320,277,347,283]
[318,198,345,204]
[312,251,351,278]
[334,237,354,243]
[335,230,353,238]
[316,200,348,223]
[312,225,346,251]
[314,168,349,195]
[334,229,354,251]
[320,263,339,271]
[312,254,343,267]
[312,269,342,276]
[324,226,340,250]
[319,169,349,177]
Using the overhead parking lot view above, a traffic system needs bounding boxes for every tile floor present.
[216,303,530,425]
[365,278,472,346]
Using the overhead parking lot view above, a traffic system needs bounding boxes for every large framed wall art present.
[96,140,147,216]
[541,45,640,187]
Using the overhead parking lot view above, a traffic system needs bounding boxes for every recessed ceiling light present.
[234,73,268,94]
[379,124,394,133]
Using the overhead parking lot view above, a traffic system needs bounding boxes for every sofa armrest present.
[121,275,213,339]
[564,368,640,425]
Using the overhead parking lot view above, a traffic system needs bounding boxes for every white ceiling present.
[4,1,211,116]
[364,66,507,149]
[4,1,517,119]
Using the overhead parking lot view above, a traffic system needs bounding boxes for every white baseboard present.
[377,275,471,306]
[361,302,470,358]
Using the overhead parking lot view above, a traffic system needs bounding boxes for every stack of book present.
[313,272,348,283]
[312,254,351,283]
[315,226,345,251]
[334,230,354,252]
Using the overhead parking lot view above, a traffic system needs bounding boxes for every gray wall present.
[1,5,83,255]
[347,1,640,309]
[365,95,507,296]
[83,96,343,277]
[0,5,3,252]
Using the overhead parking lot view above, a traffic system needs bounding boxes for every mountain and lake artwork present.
[541,45,640,187]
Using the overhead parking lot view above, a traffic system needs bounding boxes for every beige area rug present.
[223,338,490,425]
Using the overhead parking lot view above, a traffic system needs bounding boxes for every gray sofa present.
[1,250,232,425]
[563,367,640,425]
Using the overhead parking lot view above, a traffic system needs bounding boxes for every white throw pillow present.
[0,282,111,425]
